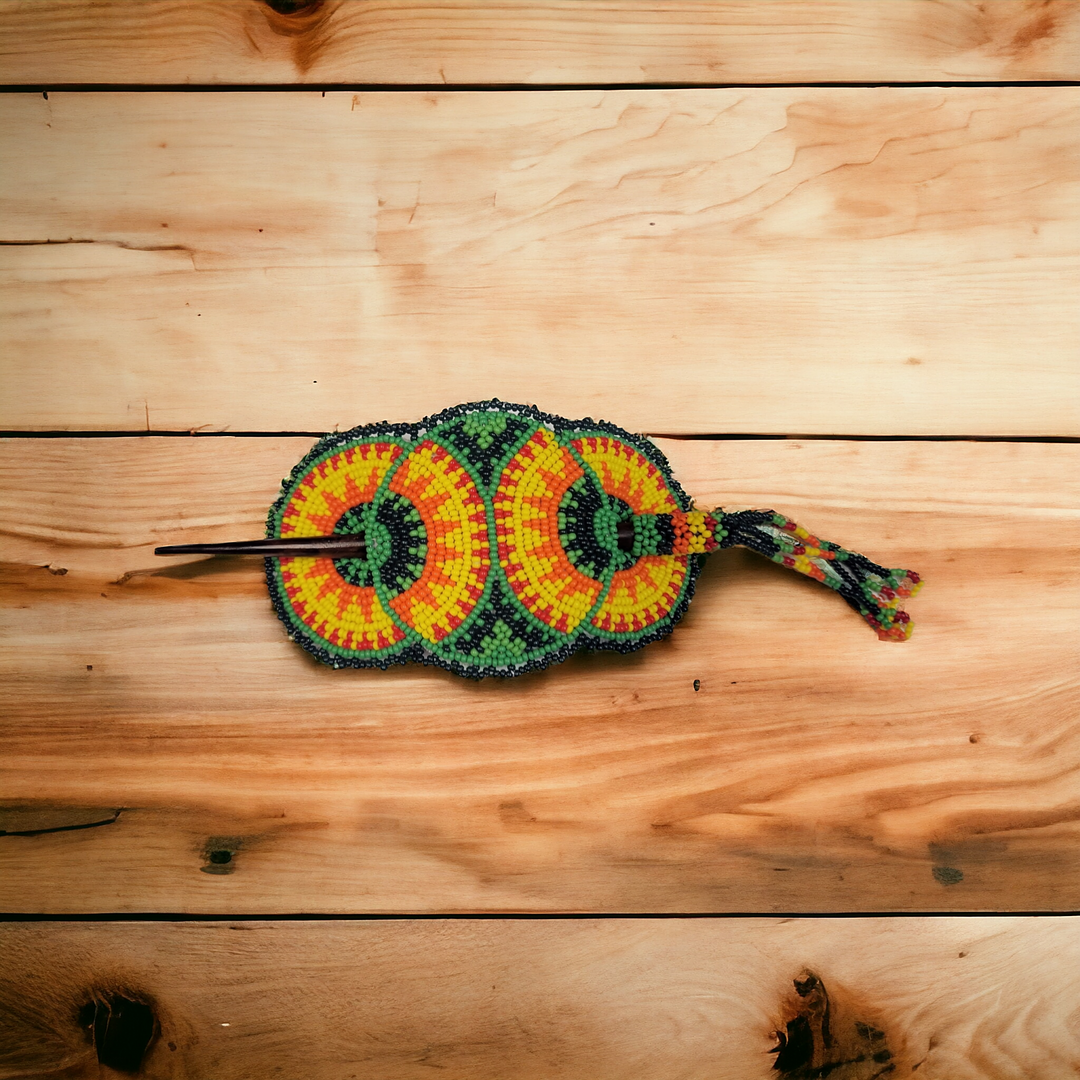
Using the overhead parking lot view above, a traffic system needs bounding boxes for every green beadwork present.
[265,401,923,676]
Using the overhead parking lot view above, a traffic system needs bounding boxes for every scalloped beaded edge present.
[265,400,703,679]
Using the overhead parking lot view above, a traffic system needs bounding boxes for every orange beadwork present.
[278,442,404,652]
[264,402,922,676]
[572,435,690,635]
[670,511,721,555]
[496,429,603,634]
[387,440,490,643]
[572,435,677,514]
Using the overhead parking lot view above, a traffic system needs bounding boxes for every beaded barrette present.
[157,401,922,678]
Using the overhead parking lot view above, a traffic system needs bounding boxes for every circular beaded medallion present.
[266,401,700,677]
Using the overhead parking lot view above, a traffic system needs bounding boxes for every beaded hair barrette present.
[157,401,922,679]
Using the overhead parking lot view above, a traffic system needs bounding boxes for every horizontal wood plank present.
[1,0,1079,85]
[1,917,1077,1079]
[1,436,1077,913]
[2,88,1078,436]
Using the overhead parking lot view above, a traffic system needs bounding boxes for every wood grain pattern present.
[2,4,1074,1062]
[2,436,1077,913]
[2,88,1078,436]
[1,0,1079,86]
[1,918,1077,1078]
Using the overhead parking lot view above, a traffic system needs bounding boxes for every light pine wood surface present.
[1,917,1078,1079]
[2,5,1077,1076]
[2,88,1078,436]
[2,436,1077,913]
[1,0,1079,86]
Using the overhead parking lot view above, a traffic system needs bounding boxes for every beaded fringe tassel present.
[717,510,923,641]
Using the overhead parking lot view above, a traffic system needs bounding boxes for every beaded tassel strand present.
[714,510,922,640]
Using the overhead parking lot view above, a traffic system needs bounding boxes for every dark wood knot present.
[78,994,156,1073]
[263,0,324,15]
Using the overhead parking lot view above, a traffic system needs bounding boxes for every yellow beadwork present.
[592,556,687,634]
[573,435,676,515]
[280,555,403,651]
[570,436,689,633]
[388,440,489,643]
[266,402,922,676]
[496,428,602,633]
[281,443,400,539]
[279,443,404,651]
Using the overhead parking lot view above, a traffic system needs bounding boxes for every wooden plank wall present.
[3,918,1079,1079]
[3,436,1078,913]
[1,0,1079,84]
[2,88,1078,436]
[1,2,1078,1077]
